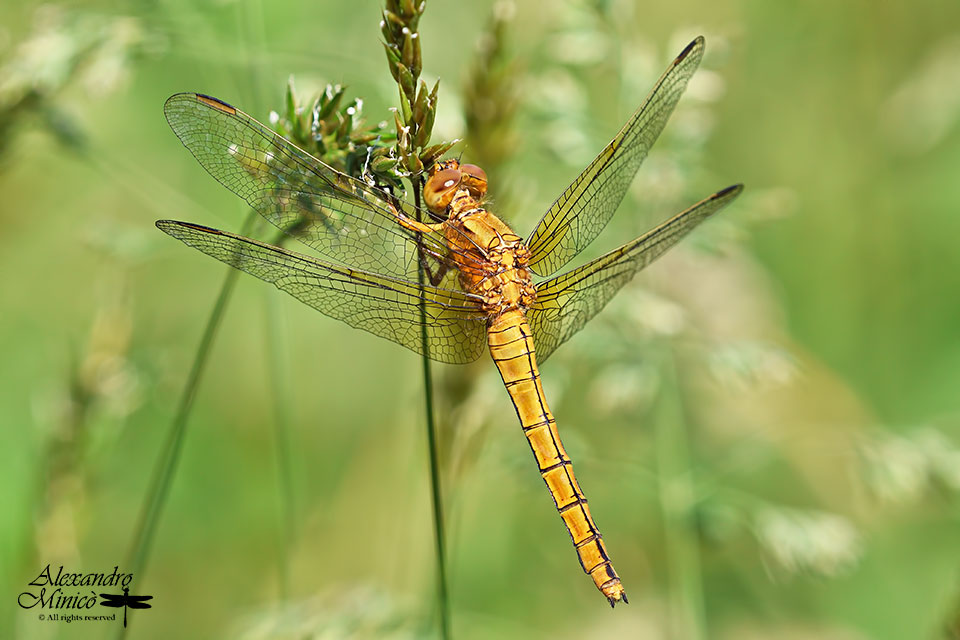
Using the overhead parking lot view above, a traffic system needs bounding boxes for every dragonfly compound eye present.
[459,163,488,198]
[424,167,462,212]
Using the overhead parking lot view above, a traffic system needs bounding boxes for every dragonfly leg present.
[385,199,452,285]
[420,255,450,287]
[387,200,446,234]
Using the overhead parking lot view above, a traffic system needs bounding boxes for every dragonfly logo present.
[99,587,154,628]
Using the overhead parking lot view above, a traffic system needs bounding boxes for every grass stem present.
[656,346,707,640]
[414,182,451,640]
[264,286,296,600]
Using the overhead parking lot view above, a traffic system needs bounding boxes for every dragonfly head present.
[424,159,488,213]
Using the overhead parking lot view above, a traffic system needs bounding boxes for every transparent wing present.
[164,93,485,287]
[525,36,706,277]
[157,220,489,364]
[528,185,743,362]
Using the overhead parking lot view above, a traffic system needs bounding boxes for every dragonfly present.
[99,587,153,628]
[158,36,741,607]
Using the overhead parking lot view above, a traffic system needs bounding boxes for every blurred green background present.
[2,0,959,638]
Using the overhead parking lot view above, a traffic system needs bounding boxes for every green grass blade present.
[265,231,297,600]
[118,210,258,640]
[656,348,707,640]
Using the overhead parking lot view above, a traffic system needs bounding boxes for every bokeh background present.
[2,0,959,638]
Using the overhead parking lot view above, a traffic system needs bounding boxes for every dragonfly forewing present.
[157,220,489,364]
[163,93,485,290]
[525,36,706,277]
[528,184,743,362]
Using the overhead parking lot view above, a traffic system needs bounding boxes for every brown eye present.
[424,167,462,212]
[459,163,488,197]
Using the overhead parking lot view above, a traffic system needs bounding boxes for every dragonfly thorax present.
[450,214,536,316]
[424,158,536,316]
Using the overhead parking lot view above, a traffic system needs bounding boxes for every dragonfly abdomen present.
[487,310,627,607]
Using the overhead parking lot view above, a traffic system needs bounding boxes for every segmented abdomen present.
[487,309,627,606]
